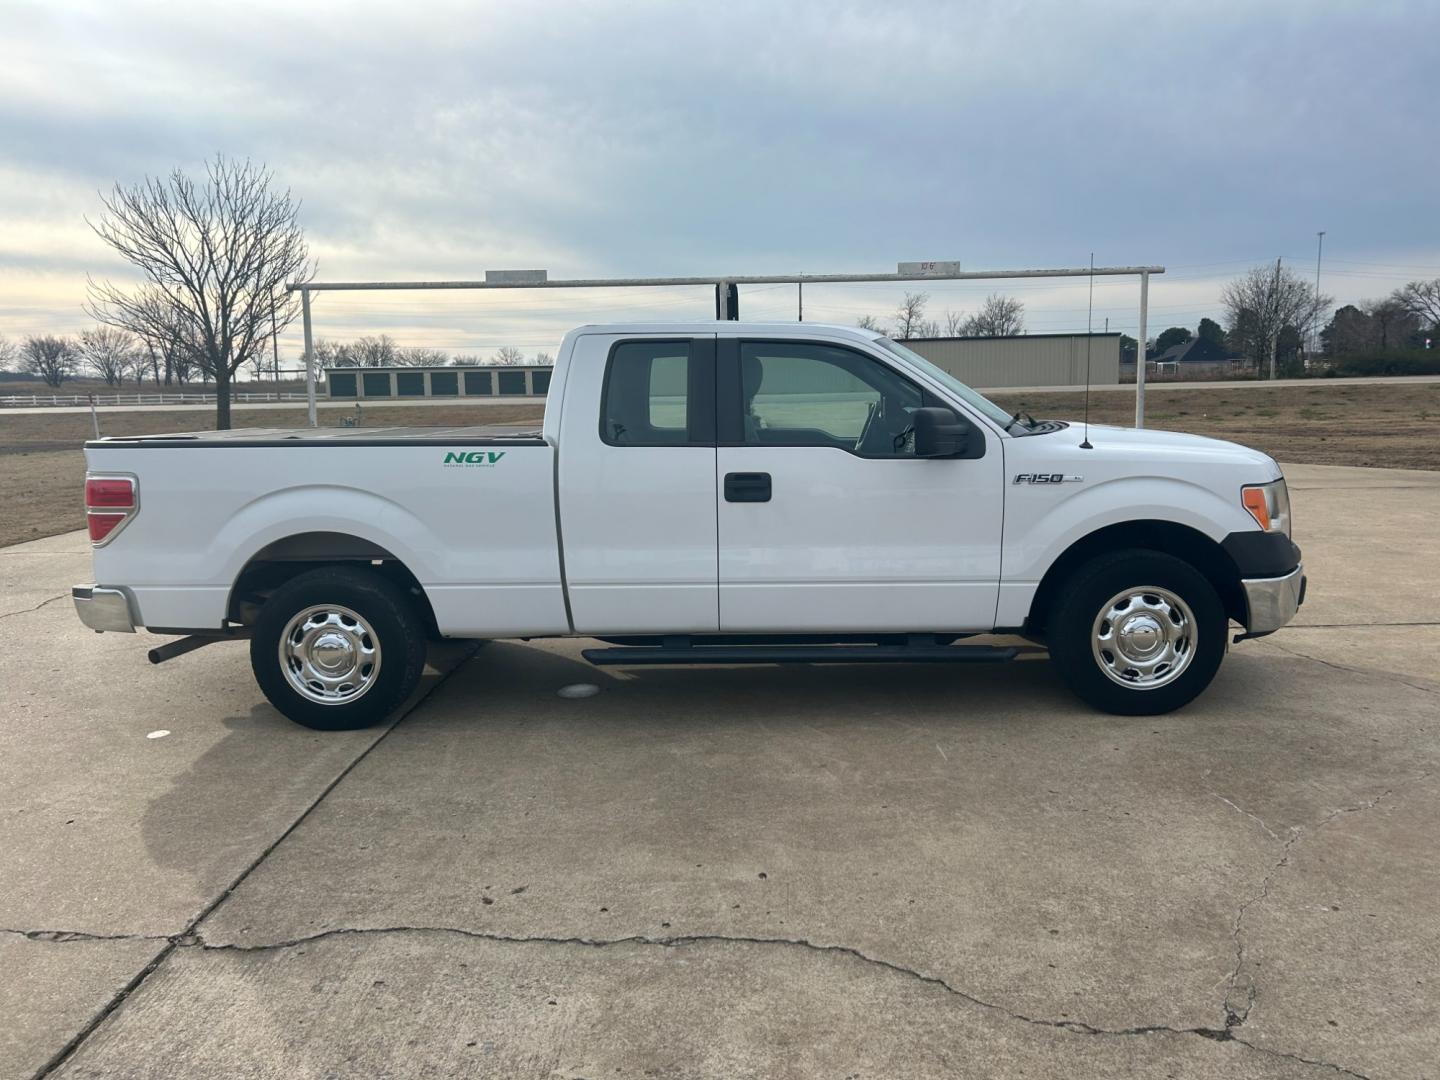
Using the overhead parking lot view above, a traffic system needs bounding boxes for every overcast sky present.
[2,0,1437,365]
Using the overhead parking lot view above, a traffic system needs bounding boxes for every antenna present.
[1080,252,1094,449]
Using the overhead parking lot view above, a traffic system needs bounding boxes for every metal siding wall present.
[905,336,1120,388]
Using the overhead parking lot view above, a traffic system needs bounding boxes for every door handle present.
[724,472,771,503]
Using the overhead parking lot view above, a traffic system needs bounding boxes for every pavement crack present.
[0,927,172,945]
[1210,792,1285,842]
[188,925,1373,1075]
[1260,636,1440,697]
[1222,789,1395,1033]
[0,593,66,621]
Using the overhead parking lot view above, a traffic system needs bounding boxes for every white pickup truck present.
[74,322,1304,728]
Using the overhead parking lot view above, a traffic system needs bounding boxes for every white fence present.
[0,391,311,408]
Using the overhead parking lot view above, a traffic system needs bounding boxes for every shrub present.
[1326,350,1440,377]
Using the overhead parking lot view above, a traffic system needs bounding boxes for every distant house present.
[1122,337,1242,378]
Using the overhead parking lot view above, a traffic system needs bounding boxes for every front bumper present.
[1240,564,1306,637]
[73,585,138,633]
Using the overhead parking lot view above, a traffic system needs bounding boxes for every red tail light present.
[84,475,137,545]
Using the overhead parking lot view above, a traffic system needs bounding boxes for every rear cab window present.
[600,339,716,446]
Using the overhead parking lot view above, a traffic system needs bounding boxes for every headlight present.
[1241,479,1291,537]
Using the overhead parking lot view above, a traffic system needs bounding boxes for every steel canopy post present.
[1135,270,1149,429]
[301,288,316,428]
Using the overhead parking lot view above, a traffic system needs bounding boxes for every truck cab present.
[74,322,1305,728]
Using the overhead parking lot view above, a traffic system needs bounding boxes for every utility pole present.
[1268,257,1283,381]
[798,281,803,322]
[1313,231,1326,357]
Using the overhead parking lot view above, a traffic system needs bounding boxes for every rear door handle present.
[724,472,771,503]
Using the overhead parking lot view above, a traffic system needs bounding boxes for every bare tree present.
[1364,298,1420,350]
[1390,279,1440,333]
[87,156,313,428]
[944,309,966,336]
[79,327,139,387]
[855,314,885,332]
[492,345,526,365]
[21,336,79,388]
[893,292,930,340]
[961,294,1025,337]
[351,335,399,367]
[1221,261,1331,379]
[0,334,15,371]
[533,351,554,366]
[397,346,450,366]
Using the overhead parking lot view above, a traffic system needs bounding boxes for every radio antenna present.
[1080,252,1094,449]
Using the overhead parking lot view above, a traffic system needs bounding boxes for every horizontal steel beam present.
[288,266,1165,293]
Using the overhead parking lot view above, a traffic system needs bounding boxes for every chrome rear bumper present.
[1240,564,1306,637]
[73,585,137,633]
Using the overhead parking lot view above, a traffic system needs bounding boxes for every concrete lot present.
[2,463,1437,1080]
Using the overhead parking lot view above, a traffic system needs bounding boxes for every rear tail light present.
[85,475,137,545]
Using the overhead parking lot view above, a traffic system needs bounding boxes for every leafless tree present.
[351,335,399,367]
[893,292,931,339]
[79,327,140,387]
[492,345,526,365]
[855,315,885,332]
[944,309,966,336]
[21,336,79,387]
[397,346,451,366]
[1391,278,1440,332]
[86,156,313,428]
[115,285,205,386]
[533,352,554,366]
[0,334,16,371]
[961,294,1025,337]
[1221,261,1331,378]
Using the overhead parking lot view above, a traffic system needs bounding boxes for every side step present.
[582,642,1023,667]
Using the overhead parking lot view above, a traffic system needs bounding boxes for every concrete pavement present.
[2,464,1437,1079]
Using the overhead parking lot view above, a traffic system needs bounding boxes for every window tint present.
[464,370,492,395]
[601,341,693,446]
[362,372,391,397]
[738,342,924,457]
[329,372,357,397]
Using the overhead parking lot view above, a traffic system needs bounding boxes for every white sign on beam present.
[485,269,548,284]
[898,261,962,276]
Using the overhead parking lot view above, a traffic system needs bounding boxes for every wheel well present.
[1025,521,1245,637]
[227,532,440,637]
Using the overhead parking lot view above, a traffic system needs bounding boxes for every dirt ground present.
[2,382,1437,548]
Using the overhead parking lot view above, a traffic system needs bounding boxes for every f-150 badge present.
[1013,473,1083,484]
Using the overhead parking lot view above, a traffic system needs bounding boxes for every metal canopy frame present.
[287,265,1163,428]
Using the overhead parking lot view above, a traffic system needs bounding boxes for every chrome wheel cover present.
[279,604,382,706]
[1091,586,1196,690]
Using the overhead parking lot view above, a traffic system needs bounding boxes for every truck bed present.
[86,425,545,448]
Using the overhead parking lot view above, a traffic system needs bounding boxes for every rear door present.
[715,336,1004,633]
[557,334,719,633]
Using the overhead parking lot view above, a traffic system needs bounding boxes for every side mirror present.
[912,407,969,458]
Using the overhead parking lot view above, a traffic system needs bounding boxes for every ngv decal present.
[1013,473,1083,484]
[443,451,507,467]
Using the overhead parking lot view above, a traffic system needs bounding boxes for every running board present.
[582,643,1023,667]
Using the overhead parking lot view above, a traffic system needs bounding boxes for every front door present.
[715,337,1003,633]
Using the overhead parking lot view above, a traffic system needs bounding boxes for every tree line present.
[856,291,1026,339]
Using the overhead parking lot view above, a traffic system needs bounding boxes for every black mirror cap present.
[912,406,969,457]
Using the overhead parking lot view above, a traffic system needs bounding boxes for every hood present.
[1035,422,1281,474]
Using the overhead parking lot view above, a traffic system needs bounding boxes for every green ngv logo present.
[442,451,507,468]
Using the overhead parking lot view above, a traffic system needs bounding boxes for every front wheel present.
[1047,550,1227,716]
[251,566,428,730]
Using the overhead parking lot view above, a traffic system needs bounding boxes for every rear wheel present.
[1047,550,1226,715]
[251,566,427,730]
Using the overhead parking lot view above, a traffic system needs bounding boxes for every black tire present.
[250,566,427,730]
[1047,549,1227,716]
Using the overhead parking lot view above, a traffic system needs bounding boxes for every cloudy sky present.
[2,0,1437,366]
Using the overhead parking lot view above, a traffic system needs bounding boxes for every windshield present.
[871,336,1014,428]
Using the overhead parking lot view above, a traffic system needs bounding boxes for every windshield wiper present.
[1004,410,1037,433]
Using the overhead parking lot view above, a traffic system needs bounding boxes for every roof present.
[1155,337,1232,364]
[568,321,885,343]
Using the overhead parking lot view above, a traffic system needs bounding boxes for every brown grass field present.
[2,381,1438,548]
